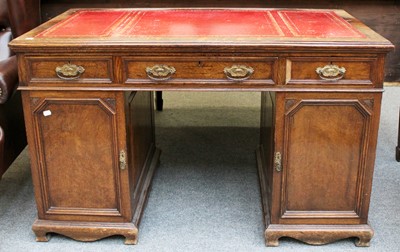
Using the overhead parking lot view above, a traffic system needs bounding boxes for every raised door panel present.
[126,92,155,186]
[274,93,380,225]
[30,93,127,221]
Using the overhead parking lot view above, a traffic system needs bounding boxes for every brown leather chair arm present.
[0,55,18,104]
[0,0,10,29]
[7,0,41,37]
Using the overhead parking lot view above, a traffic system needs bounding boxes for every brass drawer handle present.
[146,64,176,81]
[55,63,85,80]
[316,64,346,81]
[224,65,254,81]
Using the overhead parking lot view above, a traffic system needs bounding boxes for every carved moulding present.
[32,219,138,245]
[265,224,373,247]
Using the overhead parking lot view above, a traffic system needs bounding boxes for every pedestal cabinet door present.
[27,92,129,222]
[272,93,381,225]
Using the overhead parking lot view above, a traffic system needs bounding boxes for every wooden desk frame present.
[9,8,393,247]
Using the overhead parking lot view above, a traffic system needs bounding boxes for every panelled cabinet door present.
[27,92,130,222]
[272,92,381,225]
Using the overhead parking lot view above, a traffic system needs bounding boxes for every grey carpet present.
[0,88,399,252]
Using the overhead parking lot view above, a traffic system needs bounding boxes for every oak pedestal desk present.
[9,8,394,247]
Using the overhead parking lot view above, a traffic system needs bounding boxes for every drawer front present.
[123,57,278,85]
[26,57,114,84]
[286,57,378,86]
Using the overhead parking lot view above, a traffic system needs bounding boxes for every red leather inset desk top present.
[36,9,365,39]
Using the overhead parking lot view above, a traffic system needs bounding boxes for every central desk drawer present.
[123,57,278,84]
